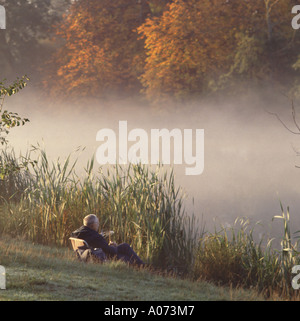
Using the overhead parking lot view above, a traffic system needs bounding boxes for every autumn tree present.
[45,0,151,99]
[137,0,247,100]
[138,0,297,101]
[44,0,298,101]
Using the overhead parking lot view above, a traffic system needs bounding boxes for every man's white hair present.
[83,214,98,227]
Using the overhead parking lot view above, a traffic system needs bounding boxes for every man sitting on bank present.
[71,214,145,267]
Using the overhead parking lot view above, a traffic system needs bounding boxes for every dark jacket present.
[71,225,117,257]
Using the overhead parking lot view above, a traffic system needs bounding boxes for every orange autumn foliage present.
[45,0,147,98]
[43,0,296,101]
[137,0,238,100]
[137,0,294,100]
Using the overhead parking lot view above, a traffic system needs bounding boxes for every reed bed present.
[1,147,300,298]
[0,147,200,272]
[193,212,300,298]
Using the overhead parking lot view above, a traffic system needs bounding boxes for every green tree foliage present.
[0,76,30,146]
[0,0,72,76]
[0,76,32,182]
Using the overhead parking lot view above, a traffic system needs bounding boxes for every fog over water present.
[5,88,300,241]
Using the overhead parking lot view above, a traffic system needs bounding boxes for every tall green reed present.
[3,146,299,295]
[0,147,200,272]
[272,202,300,297]
[193,207,300,298]
[0,148,32,203]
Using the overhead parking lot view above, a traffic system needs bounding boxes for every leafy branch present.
[0,76,30,145]
[0,76,34,182]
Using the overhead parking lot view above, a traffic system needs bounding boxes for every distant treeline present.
[1,0,300,101]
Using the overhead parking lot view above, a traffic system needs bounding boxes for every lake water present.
[5,88,300,243]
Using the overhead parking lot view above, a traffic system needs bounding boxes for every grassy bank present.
[0,147,199,273]
[1,148,300,299]
[0,236,263,301]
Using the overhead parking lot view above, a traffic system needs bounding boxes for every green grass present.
[1,148,300,300]
[0,236,262,301]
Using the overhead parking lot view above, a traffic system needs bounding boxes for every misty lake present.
[5,88,300,242]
